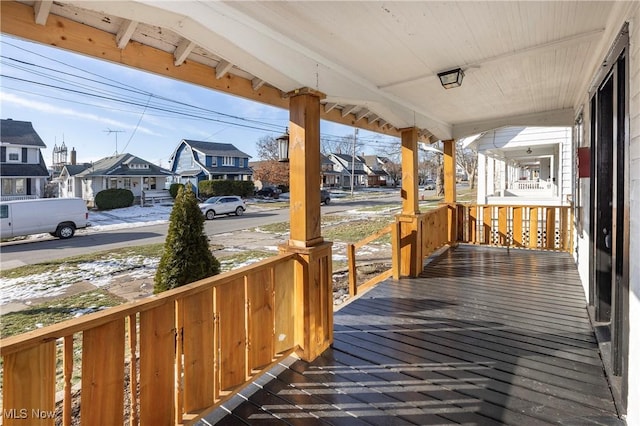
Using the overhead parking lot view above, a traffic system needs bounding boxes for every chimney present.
[71,147,77,165]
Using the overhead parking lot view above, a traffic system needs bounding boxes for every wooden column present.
[401,128,420,214]
[443,139,458,242]
[394,128,423,278]
[279,88,332,362]
[288,89,323,247]
[443,139,456,203]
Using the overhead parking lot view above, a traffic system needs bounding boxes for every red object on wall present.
[577,147,590,178]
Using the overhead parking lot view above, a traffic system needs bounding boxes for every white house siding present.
[627,6,640,425]
[560,130,573,204]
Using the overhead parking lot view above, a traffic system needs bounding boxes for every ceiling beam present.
[215,60,234,79]
[116,19,138,50]
[174,38,196,66]
[355,108,369,122]
[323,102,338,113]
[251,77,265,91]
[33,0,52,25]
[452,108,574,140]
[341,104,358,118]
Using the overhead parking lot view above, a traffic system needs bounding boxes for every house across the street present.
[59,153,173,207]
[0,118,50,200]
[169,140,253,190]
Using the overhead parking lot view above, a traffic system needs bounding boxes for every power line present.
[1,75,284,133]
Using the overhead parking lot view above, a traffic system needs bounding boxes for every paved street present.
[0,192,405,269]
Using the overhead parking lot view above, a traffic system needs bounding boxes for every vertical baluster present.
[175,300,184,425]
[128,314,138,426]
[63,335,73,426]
[513,207,523,247]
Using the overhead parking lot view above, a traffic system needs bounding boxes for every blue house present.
[169,140,253,187]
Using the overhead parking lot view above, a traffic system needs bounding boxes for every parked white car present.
[199,196,246,220]
[0,198,89,239]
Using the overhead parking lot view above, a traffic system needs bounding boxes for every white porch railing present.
[508,180,549,190]
[0,194,39,201]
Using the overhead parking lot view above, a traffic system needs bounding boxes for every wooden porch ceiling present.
[2,1,635,141]
[203,245,620,425]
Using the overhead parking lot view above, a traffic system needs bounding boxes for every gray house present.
[359,155,392,187]
[328,153,367,188]
[61,153,173,206]
[0,119,49,200]
[169,140,253,187]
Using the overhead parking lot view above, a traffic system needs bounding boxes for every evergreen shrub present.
[95,188,134,210]
[169,183,184,199]
[154,185,220,293]
[198,180,254,198]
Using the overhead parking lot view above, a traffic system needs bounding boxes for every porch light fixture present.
[526,147,532,154]
[437,68,464,89]
[277,128,289,162]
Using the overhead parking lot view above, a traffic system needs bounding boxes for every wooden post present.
[287,88,324,248]
[443,139,457,204]
[400,128,419,215]
[443,139,457,242]
[394,128,424,277]
[279,88,333,362]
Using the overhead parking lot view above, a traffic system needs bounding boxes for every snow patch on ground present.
[0,255,158,305]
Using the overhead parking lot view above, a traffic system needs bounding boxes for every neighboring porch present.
[205,245,620,425]
[472,127,573,207]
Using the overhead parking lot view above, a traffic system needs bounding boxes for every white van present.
[0,198,89,240]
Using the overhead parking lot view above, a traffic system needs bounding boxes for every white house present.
[61,153,173,206]
[0,119,49,200]
[328,153,367,188]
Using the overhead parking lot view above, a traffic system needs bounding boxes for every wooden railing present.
[1,253,299,425]
[419,205,451,262]
[458,204,573,252]
[346,224,394,298]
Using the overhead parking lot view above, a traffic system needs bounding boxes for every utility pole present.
[103,129,125,155]
[351,128,358,197]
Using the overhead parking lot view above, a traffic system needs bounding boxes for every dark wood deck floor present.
[200,245,621,425]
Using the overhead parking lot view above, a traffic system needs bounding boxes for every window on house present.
[123,178,131,190]
[15,179,25,194]
[144,177,156,190]
[109,178,118,189]
[2,180,11,195]
[8,151,19,161]
[129,163,149,169]
[222,156,234,166]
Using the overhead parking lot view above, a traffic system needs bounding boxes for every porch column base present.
[279,241,333,362]
[394,213,425,279]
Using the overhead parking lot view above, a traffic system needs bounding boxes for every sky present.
[0,35,400,169]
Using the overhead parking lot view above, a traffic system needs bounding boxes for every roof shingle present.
[0,119,47,148]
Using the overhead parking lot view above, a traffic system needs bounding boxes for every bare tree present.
[321,134,357,156]
[256,135,280,161]
[254,135,289,187]
[252,161,290,187]
[456,139,478,189]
